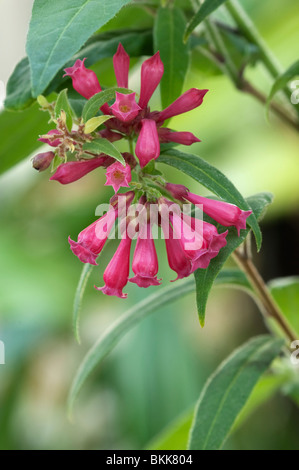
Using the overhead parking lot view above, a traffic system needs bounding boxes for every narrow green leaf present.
[68,277,195,414]
[26,0,132,97]
[214,268,253,293]
[266,59,299,113]
[194,192,273,326]
[73,263,93,344]
[184,0,228,42]
[84,115,113,134]
[188,335,284,450]
[54,89,73,131]
[158,149,262,249]
[0,105,51,174]
[146,408,193,451]
[82,87,132,122]
[82,139,125,165]
[268,277,299,338]
[154,7,190,108]
[4,58,34,111]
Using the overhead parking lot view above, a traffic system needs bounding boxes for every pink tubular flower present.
[135,119,160,168]
[113,43,130,88]
[162,222,192,281]
[139,51,164,109]
[105,161,132,193]
[95,234,132,298]
[38,130,62,147]
[158,88,208,122]
[69,207,117,265]
[170,211,205,260]
[32,151,55,172]
[185,192,252,236]
[50,156,112,184]
[158,128,201,146]
[110,92,141,122]
[129,223,161,287]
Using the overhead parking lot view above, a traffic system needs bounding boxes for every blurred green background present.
[0,0,299,450]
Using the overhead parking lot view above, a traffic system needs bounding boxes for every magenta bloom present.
[158,128,201,146]
[135,119,160,168]
[129,223,161,287]
[113,43,130,88]
[105,161,132,193]
[69,207,117,265]
[110,92,141,122]
[50,156,111,184]
[158,88,208,122]
[162,222,192,281]
[32,151,55,172]
[139,52,164,109]
[185,192,252,236]
[95,235,132,298]
[170,212,205,260]
[64,58,101,100]
[38,130,62,147]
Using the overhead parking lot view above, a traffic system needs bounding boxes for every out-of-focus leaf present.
[268,277,299,338]
[154,6,190,108]
[184,0,229,42]
[266,60,299,113]
[82,87,132,122]
[213,268,253,293]
[73,263,94,344]
[26,0,132,96]
[146,408,193,451]
[188,335,284,450]
[54,89,73,131]
[82,138,125,165]
[68,277,196,415]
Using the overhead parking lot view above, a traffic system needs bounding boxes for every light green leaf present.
[214,268,253,293]
[26,0,132,97]
[268,277,299,338]
[158,149,262,249]
[188,335,284,450]
[84,115,113,134]
[82,138,125,165]
[68,277,196,415]
[54,89,73,131]
[154,6,190,108]
[194,192,273,326]
[146,408,193,451]
[184,0,228,42]
[82,87,132,122]
[266,60,299,113]
[73,263,94,344]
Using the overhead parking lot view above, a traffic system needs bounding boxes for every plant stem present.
[233,247,297,343]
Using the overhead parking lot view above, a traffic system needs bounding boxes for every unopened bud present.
[32,151,55,172]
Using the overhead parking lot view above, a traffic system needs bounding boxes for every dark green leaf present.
[158,149,262,249]
[154,7,190,108]
[266,59,299,112]
[73,263,94,344]
[82,138,125,165]
[188,335,284,450]
[194,192,273,326]
[26,0,132,97]
[54,89,73,131]
[82,87,132,122]
[4,58,34,111]
[184,0,229,42]
[68,277,195,414]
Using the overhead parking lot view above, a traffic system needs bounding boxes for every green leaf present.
[158,149,262,249]
[214,268,253,294]
[266,60,299,113]
[73,263,93,344]
[194,192,273,326]
[0,105,51,174]
[82,87,132,122]
[84,115,113,134]
[4,58,34,111]
[82,138,125,165]
[184,0,228,42]
[54,89,73,131]
[188,335,284,450]
[26,0,132,97]
[268,277,299,338]
[154,7,190,108]
[146,408,193,451]
[68,277,196,415]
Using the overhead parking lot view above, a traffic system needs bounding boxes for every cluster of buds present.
[32,43,252,298]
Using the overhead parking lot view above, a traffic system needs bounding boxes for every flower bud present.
[32,151,55,172]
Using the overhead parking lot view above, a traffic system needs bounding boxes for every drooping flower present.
[158,128,201,146]
[129,222,161,287]
[135,119,160,168]
[50,156,113,184]
[32,151,55,172]
[139,51,164,109]
[113,43,130,89]
[69,206,117,265]
[162,222,192,281]
[110,92,141,122]
[95,233,132,298]
[158,88,208,122]
[38,130,62,147]
[105,161,132,193]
